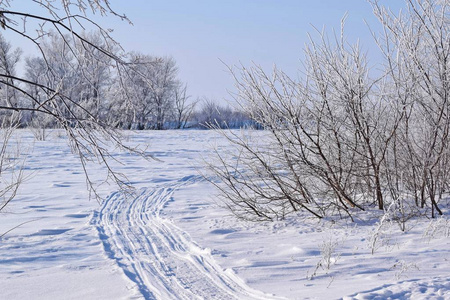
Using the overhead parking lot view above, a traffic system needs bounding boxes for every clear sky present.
[4,0,407,104]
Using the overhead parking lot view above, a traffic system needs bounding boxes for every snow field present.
[0,130,449,299]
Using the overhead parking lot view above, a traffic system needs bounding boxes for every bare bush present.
[208,0,449,223]
[307,232,342,280]
[0,115,25,212]
[371,0,450,218]
[208,25,389,221]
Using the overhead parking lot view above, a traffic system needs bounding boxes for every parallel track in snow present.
[92,175,282,300]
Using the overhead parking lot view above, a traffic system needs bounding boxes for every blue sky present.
[5,0,407,103]
[108,0,406,102]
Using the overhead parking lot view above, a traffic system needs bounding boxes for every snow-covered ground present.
[0,130,449,299]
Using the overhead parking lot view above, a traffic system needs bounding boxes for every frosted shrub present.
[209,0,449,224]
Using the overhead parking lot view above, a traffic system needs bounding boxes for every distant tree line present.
[0,32,256,131]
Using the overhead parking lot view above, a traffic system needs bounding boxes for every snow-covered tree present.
[0,0,146,207]
[0,32,21,127]
[209,0,448,222]
[371,0,449,217]
[173,82,196,129]
[113,53,179,130]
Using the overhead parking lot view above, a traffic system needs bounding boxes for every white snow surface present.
[0,130,449,300]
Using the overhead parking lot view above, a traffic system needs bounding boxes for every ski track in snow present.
[92,174,282,300]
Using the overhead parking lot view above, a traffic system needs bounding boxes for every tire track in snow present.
[92,175,283,300]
